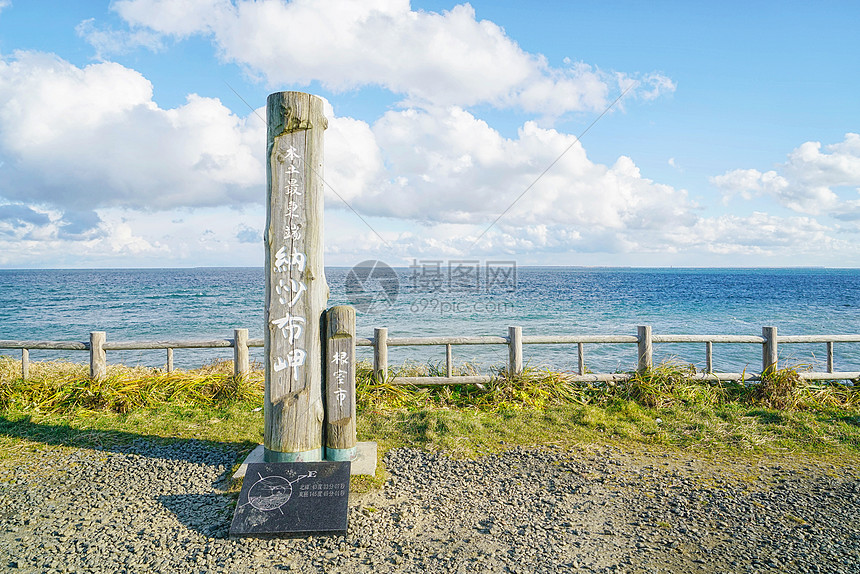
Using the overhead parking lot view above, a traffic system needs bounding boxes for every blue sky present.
[0,0,858,268]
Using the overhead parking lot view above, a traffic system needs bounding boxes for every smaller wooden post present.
[90,331,107,380]
[166,348,174,373]
[762,326,778,373]
[637,325,652,372]
[508,326,523,377]
[21,349,29,381]
[326,306,356,461]
[233,328,249,379]
[827,342,834,373]
[374,327,388,381]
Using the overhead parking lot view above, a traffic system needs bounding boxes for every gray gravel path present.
[1,439,858,573]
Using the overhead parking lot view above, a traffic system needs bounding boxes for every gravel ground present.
[1,439,859,574]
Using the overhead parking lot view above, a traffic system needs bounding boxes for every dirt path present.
[1,440,859,573]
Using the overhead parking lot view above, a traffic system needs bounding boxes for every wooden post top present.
[267,92,328,141]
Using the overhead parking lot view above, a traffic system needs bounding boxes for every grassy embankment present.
[2,355,859,479]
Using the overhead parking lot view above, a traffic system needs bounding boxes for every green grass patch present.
[2,357,860,469]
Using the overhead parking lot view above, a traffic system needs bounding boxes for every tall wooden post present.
[325,306,356,461]
[264,92,328,462]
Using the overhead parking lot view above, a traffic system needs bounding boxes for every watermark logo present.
[344,260,399,313]
[344,259,518,314]
[409,259,517,293]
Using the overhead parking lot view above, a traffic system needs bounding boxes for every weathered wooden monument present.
[231,91,364,537]
[262,91,362,466]
[264,91,329,462]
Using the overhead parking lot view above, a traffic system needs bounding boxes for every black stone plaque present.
[229,461,350,537]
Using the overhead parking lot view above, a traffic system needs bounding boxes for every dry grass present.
[358,358,860,414]
[0,356,263,414]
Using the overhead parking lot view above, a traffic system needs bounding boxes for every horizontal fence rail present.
[2,326,859,384]
[370,326,860,386]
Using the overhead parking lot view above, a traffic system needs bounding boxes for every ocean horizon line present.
[0,264,849,272]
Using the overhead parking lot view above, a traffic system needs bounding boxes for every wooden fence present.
[1,329,263,380]
[2,326,859,383]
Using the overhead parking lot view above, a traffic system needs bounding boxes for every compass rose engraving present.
[244,470,316,513]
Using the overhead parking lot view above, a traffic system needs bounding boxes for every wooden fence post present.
[325,306,356,461]
[637,325,652,372]
[762,326,778,373]
[166,348,174,373]
[508,326,523,377]
[374,327,388,381]
[827,341,834,373]
[705,341,713,373]
[446,344,453,377]
[21,349,29,381]
[577,342,585,376]
[263,91,328,463]
[90,331,106,380]
[233,328,249,379]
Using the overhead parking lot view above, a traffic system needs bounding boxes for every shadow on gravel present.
[158,493,235,539]
[0,414,257,464]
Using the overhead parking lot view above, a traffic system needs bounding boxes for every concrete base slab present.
[233,442,377,479]
[350,441,378,476]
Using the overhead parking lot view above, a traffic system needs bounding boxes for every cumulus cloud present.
[111,0,673,116]
[712,168,790,202]
[0,47,699,266]
[76,18,164,60]
[333,105,694,244]
[0,51,265,216]
[712,133,860,215]
[4,13,852,267]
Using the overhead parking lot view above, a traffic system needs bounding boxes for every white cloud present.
[0,56,722,266]
[785,134,860,187]
[321,207,859,267]
[76,18,164,60]
[635,72,677,101]
[712,133,860,215]
[340,105,694,243]
[687,212,836,255]
[114,0,235,37]
[2,39,853,267]
[112,0,673,117]
[0,51,265,218]
[712,168,790,202]
[323,101,384,206]
[0,205,269,267]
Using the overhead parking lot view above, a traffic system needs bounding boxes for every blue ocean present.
[1,267,859,374]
